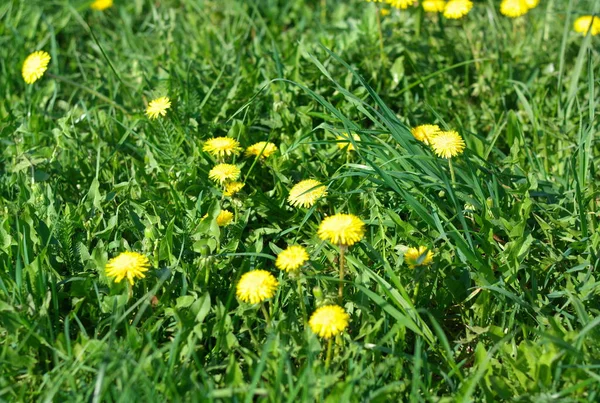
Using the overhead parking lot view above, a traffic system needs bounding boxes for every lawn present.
[1,0,600,401]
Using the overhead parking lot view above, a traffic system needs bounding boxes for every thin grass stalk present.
[338,244,346,304]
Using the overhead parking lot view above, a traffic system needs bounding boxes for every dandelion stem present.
[261,303,271,328]
[321,0,326,24]
[325,338,333,369]
[448,158,456,187]
[297,278,307,323]
[338,244,346,304]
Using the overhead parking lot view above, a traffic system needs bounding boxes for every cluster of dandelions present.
[412,123,466,185]
[366,0,474,20]
[374,0,534,20]
[232,211,366,363]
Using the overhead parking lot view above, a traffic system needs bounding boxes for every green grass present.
[1,0,600,401]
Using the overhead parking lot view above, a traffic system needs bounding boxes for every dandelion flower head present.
[411,124,441,145]
[236,270,279,304]
[91,0,113,10]
[500,0,529,18]
[429,130,466,158]
[386,0,416,9]
[224,181,245,197]
[245,142,278,158]
[336,133,360,151]
[209,163,241,184]
[404,246,434,269]
[574,16,600,36]
[318,213,365,246]
[443,0,473,19]
[216,210,234,226]
[276,245,309,272]
[203,137,241,158]
[22,51,51,84]
[105,251,150,285]
[288,179,327,208]
[145,96,171,119]
[309,305,350,339]
[524,0,539,9]
[380,8,391,16]
[422,0,446,13]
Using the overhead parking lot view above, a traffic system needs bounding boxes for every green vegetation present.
[1,0,599,401]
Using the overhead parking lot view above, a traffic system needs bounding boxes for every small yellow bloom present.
[404,246,434,269]
[524,0,539,9]
[90,0,113,11]
[276,245,309,272]
[236,270,279,304]
[422,0,446,12]
[288,179,327,208]
[411,124,441,145]
[216,210,234,226]
[443,0,473,19]
[203,137,241,158]
[245,141,278,158]
[309,305,349,339]
[574,16,600,36]
[380,8,391,16]
[500,0,529,18]
[429,130,465,158]
[224,181,245,197]
[105,251,150,285]
[208,163,241,184]
[318,213,365,246]
[336,133,360,151]
[386,0,415,9]
[145,96,171,119]
[22,51,51,84]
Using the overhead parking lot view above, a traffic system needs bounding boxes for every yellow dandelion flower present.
[380,8,391,16]
[203,137,241,158]
[276,245,309,272]
[216,210,234,226]
[105,251,150,285]
[208,163,241,184]
[90,0,113,11]
[574,16,600,36]
[22,51,51,85]
[224,181,245,197]
[318,213,365,246]
[443,0,473,19]
[386,0,415,9]
[500,0,529,18]
[524,0,539,9]
[236,270,279,304]
[145,96,171,119]
[288,179,328,208]
[336,133,360,151]
[404,246,434,269]
[429,130,465,158]
[245,142,278,158]
[309,305,349,339]
[422,0,446,12]
[411,124,441,145]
